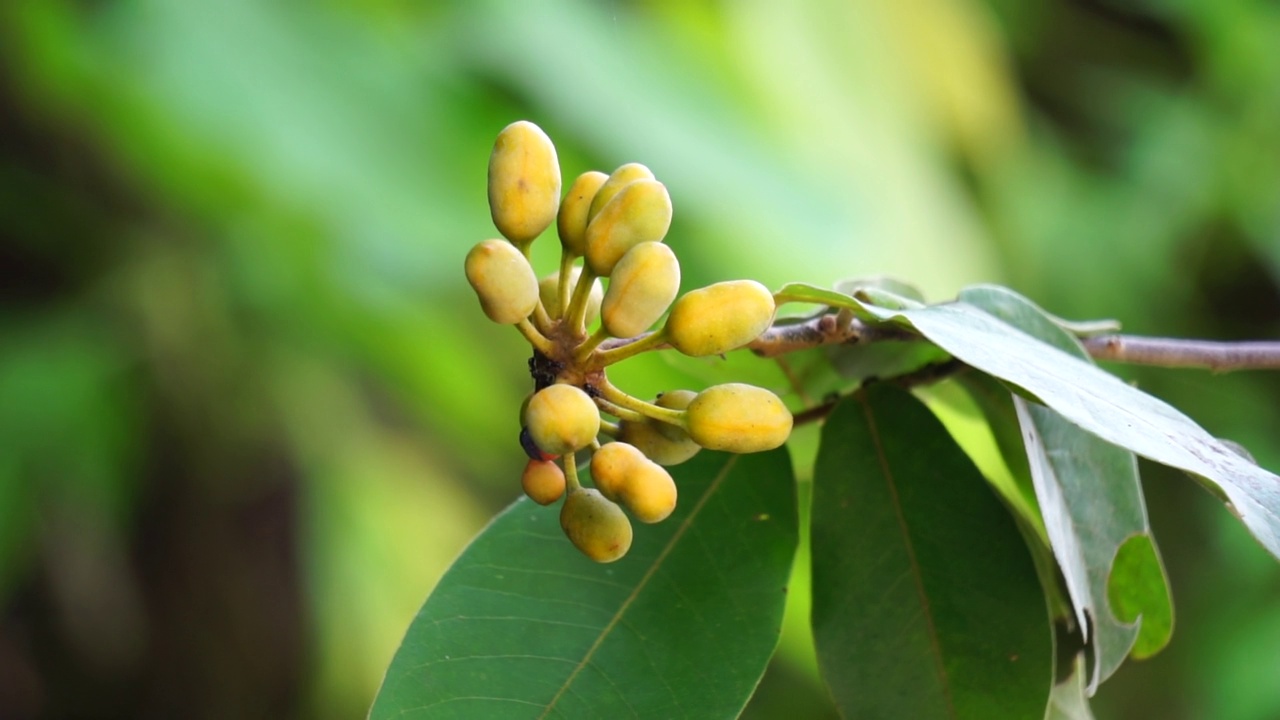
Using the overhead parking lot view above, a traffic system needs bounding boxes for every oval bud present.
[623,462,677,524]
[560,488,633,563]
[522,459,566,505]
[590,441,647,502]
[488,120,561,244]
[584,179,673,277]
[601,242,681,338]
[464,239,540,324]
[588,163,655,221]
[539,266,602,326]
[685,383,793,453]
[525,384,601,456]
[664,280,775,357]
[558,170,609,256]
[590,442,678,523]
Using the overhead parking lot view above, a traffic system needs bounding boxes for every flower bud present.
[561,488,633,562]
[685,383,792,453]
[601,242,681,338]
[525,384,601,456]
[522,459,566,505]
[588,163,655,221]
[584,179,673,277]
[590,442,678,523]
[488,120,561,244]
[664,280,775,357]
[464,239,540,324]
[558,170,609,256]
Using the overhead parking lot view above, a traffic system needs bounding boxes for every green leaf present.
[960,285,1174,687]
[952,371,1039,522]
[772,282,880,321]
[953,373,1084,633]
[856,296,1280,562]
[811,383,1052,720]
[370,448,798,719]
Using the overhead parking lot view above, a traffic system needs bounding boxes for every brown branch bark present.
[1080,335,1280,372]
[599,314,1280,374]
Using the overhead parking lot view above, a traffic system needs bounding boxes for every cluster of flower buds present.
[465,120,793,562]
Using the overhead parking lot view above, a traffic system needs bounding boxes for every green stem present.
[593,397,648,424]
[531,300,554,336]
[515,239,534,261]
[598,419,620,437]
[556,251,577,319]
[515,318,554,356]
[563,451,582,492]
[575,327,612,363]
[591,329,668,367]
[565,267,598,338]
[597,379,686,429]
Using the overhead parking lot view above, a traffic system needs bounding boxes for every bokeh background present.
[2,0,1279,718]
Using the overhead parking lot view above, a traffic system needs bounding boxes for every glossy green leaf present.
[854,295,1280,562]
[811,383,1052,720]
[952,371,1038,520]
[960,285,1174,688]
[953,372,1082,628]
[370,448,798,719]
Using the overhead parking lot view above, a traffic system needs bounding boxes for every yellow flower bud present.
[664,280,775,357]
[685,383,792,453]
[525,384,601,456]
[488,121,561,244]
[584,179,673,277]
[560,488,633,562]
[521,459,566,505]
[601,242,681,338]
[588,163,655,221]
[558,170,609,256]
[590,442,678,523]
[464,239,540,324]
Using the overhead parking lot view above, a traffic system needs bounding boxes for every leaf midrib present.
[858,391,957,720]
[537,455,740,718]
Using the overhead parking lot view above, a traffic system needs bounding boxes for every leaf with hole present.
[853,290,1280,562]
[961,284,1173,689]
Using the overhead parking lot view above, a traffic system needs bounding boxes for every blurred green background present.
[1,0,1278,718]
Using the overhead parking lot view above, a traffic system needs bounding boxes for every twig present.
[752,313,1280,373]
[747,314,918,357]
[596,314,1280,374]
[1081,335,1280,373]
